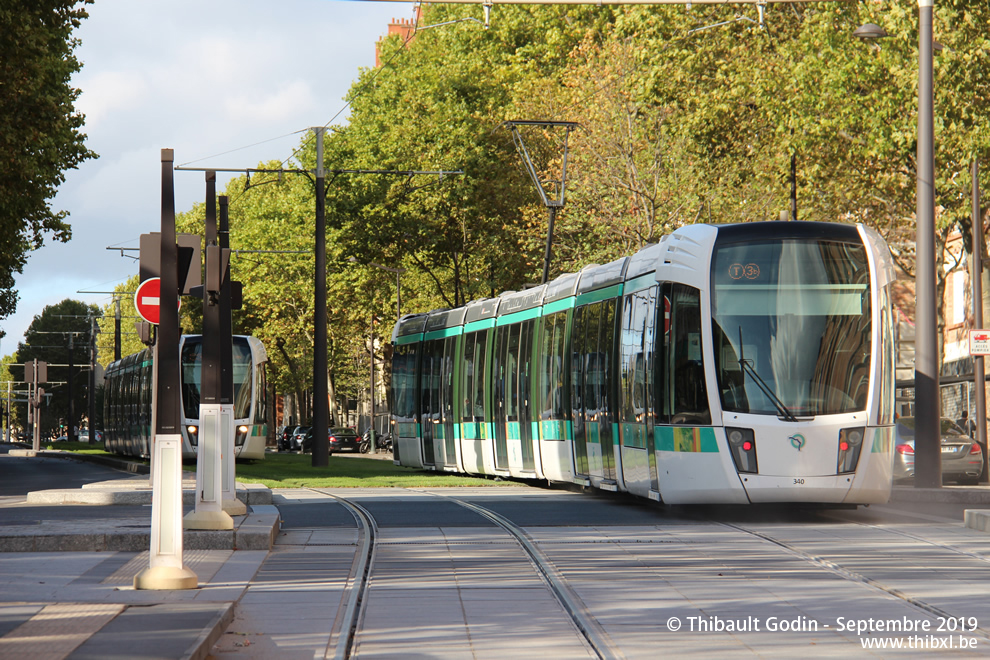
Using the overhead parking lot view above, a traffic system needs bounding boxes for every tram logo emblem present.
[728,263,761,280]
[788,434,806,451]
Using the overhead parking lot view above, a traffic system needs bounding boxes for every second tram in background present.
[103,335,269,460]
[390,221,896,505]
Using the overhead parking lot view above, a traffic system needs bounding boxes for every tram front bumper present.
[740,474,878,504]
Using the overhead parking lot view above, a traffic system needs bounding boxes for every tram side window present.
[571,306,586,423]
[255,361,268,425]
[441,336,456,425]
[181,341,202,421]
[620,288,656,448]
[232,339,253,420]
[460,330,487,422]
[539,311,568,421]
[505,324,520,422]
[391,343,418,422]
[663,284,711,425]
[420,339,443,424]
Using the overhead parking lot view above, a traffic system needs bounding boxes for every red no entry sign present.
[134,277,180,325]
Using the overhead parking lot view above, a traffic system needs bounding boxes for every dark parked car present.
[289,426,310,452]
[894,417,985,485]
[301,426,365,454]
[277,426,295,451]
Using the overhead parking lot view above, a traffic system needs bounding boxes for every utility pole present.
[312,126,330,468]
[114,297,121,361]
[89,314,97,440]
[67,333,75,443]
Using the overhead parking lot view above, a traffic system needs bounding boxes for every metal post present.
[312,127,329,467]
[114,298,121,362]
[370,314,376,450]
[88,316,96,443]
[219,195,243,514]
[134,148,198,590]
[185,171,232,530]
[914,0,941,489]
[67,334,75,443]
[973,160,988,483]
[542,205,557,285]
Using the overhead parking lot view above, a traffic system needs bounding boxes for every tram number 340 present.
[793,479,806,485]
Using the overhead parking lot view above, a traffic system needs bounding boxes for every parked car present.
[290,425,310,452]
[301,426,363,454]
[894,417,985,485]
[277,426,295,452]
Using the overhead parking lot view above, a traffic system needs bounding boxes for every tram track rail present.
[420,489,626,660]
[305,488,378,660]
[719,520,990,643]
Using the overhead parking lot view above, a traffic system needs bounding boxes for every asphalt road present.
[0,442,137,497]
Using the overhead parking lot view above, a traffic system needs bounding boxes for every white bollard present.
[221,404,247,515]
[134,434,198,590]
[184,404,233,530]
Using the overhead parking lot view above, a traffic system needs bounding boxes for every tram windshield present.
[711,237,871,417]
[181,336,255,421]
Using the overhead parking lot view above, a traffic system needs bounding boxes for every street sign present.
[134,277,180,325]
[970,330,990,356]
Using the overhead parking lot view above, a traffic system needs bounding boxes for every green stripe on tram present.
[542,298,575,316]
[394,334,422,346]
[463,318,496,333]
[423,326,463,341]
[575,283,623,307]
[496,307,542,326]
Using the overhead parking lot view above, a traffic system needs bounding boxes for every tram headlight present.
[837,427,865,474]
[726,427,758,474]
[187,425,198,447]
[235,425,249,447]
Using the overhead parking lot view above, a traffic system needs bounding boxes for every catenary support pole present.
[973,160,988,483]
[312,127,330,468]
[913,0,941,489]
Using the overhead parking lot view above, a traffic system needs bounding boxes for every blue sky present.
[0,0,415,355]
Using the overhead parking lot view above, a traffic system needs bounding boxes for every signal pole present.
[134,149,198,591]
[185,172,234,531]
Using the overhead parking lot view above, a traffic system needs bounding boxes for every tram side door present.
[571,306,589,477]
[646,286,660,492]
[492,325,510,470]
[518,319,537,472]
[440,335,458,468]
[419,339,441,467]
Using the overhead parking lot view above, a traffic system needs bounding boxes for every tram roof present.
[463,298,499,323]
[425,307,467,331]
[393,313,430,341]
[577,256,629,295]
[624,242,664,283]
[543,271,580,304]
[497,285,545,315]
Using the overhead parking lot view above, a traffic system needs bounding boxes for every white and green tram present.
[390,221,897,505]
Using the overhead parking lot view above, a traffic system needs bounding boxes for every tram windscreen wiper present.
[737,327,799,422]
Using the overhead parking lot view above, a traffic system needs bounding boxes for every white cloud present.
[2,0,418,352]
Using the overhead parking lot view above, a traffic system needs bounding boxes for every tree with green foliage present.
[0,1,96,325]
[12,299,100,435]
